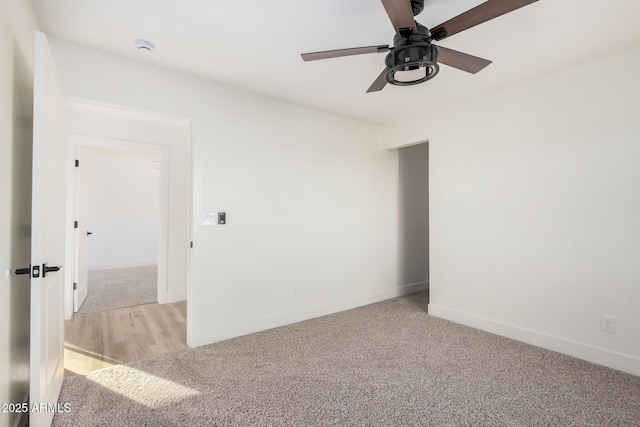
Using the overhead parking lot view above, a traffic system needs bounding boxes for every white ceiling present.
[31,0,640,125]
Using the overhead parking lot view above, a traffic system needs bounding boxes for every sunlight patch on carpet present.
[94,365,201,408]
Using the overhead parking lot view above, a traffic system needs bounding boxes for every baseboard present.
[428,304,640,377]
[190,282,428,348]
[405,280,428,291]
[157,291,187,305]
[88,261,158,271]
[416,280,429,290]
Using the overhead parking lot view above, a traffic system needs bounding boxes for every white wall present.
[0,2,40,426]
[398,143,429,287]
[383,46,640,376]
[81,146,160,270]
[48,38,407,348]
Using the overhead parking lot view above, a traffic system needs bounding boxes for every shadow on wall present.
[9,41,34,422]
[398,142,429,289]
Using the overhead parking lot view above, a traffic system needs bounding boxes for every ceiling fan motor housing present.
[385,22,439,86]
[410,0,424,16]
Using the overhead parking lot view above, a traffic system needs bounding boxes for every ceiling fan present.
[301,0,538,93]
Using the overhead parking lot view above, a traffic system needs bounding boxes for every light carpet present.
[76,266,157,315]
[55,292,640,426]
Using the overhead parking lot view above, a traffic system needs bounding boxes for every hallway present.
[64,301,187,377]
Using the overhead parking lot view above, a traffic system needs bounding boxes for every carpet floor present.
[55,292,640,426]
[76,266,158,315]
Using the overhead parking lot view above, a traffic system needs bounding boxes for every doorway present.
[61,101,191,376]
[74,146,162,314]
[398,142,429,305]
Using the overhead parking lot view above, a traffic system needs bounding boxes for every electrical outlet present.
[600,315,616,334]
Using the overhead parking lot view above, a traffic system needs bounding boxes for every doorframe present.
[62,98,192,321]
[68,138,169,314]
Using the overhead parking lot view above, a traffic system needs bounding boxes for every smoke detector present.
[134,39,155,54]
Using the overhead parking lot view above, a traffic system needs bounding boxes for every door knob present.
[14,265,46,278]
[87,231,93,236]
[42,263,62,278]
[14,266,31,276]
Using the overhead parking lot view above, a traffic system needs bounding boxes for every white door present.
[73,148,89,312]
[30,31,67,427]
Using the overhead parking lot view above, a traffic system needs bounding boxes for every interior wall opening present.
[74,145,162,314]
[64,140,187,377]
[398,141,429,306]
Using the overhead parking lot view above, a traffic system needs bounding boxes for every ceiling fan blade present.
[381,0,417,34]
[436,46,492,74]
[430,0,538,41]
[301,45,390,62]
[367,68,389,93]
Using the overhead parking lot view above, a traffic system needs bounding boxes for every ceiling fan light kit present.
[385,23,439,86]
[301,0,538,93]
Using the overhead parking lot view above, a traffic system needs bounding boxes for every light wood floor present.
[64,301,187,377]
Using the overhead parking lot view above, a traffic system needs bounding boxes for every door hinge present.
[75,159,79,167]
[190,241,193,248]
[74,220,78,229]
[73,282,77,290]
[32,265,40,278]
